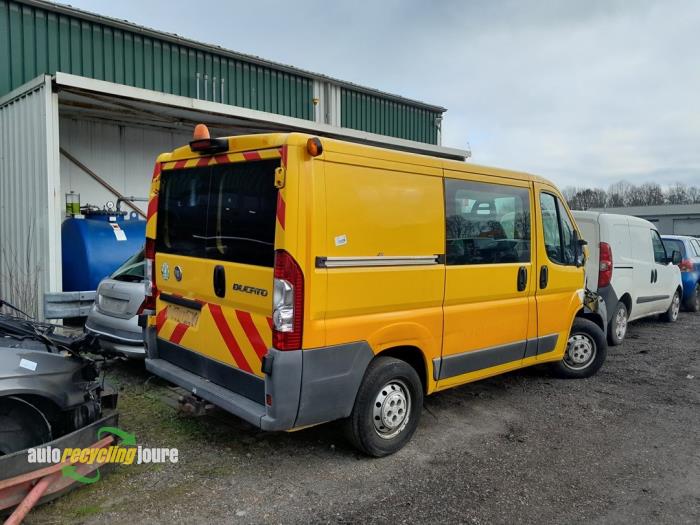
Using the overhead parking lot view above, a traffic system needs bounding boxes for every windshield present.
[156,159,279,267]
[112,248,145,282]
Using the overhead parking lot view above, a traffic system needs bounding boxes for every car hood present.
[0,339,90,409]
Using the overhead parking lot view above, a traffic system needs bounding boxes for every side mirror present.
[574,232,587,268]
[671,250,682,265]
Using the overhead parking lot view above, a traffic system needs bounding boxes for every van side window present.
[444,179,531,265]
[651,230,668,264]
[540,192,576,265]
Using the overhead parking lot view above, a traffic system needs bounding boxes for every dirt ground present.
[28,312,699,524]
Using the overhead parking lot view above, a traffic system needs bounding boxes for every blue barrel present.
[62,211,146,292]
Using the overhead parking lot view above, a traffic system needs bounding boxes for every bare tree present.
[667,183,690,204]
[0,221,40,319]
[563,181,700,210]
[639,182,665,205]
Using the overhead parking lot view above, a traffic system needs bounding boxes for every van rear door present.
[154,153,281,404]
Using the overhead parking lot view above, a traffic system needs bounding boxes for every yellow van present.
[143,126,607,456]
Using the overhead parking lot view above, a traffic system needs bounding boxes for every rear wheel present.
[607,301,628,346]
[0,397,52,455]
[683,283,700,313]
[344,357,423,457]
[661,290,681,322]
[549,318,607,379]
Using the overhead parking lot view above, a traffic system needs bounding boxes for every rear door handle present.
[213,265,226,298]
[517,266,527,292]
[539,265,548,289]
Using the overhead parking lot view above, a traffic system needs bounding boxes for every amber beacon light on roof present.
[189,124,228,153]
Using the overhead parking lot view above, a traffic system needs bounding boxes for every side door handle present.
[213,265,226,298]
[539,265,549,289]
[517,266,527,292]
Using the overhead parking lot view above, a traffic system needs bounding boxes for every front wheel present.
[0,397,52,455]
[344,356,423,457]
[607,301,628,346]
[549,318,607,379]
[661,290,681,322]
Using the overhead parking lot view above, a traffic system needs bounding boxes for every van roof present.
[661,234,696,241]
[157,132,554,186]
[571,210,657,229]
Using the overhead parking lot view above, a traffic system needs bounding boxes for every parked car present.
[573,211,683,345]
[85,248,146,358]
[143,126,608,457]
[661,235,700,312]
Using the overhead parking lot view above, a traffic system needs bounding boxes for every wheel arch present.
[375,345,429,394]
[619,293,632,314]
[575,306,606,335]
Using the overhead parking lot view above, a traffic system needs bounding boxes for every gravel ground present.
[29,312,699,524]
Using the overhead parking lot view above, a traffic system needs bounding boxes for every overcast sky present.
[68,0,700,189]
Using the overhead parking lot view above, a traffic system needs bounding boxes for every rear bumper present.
[85,311,143,344]
[144,327,373,431]
[85,316,145,359]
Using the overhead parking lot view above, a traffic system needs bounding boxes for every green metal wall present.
[341,88,440,145]
[0,0,443,143]
[0,0,314,119]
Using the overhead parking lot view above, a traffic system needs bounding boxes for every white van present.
[572,211,683,345]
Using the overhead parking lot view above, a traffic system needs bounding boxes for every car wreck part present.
[1,305,116,455]
[0,413,119,521]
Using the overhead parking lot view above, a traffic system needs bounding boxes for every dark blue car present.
[661,235,700,312]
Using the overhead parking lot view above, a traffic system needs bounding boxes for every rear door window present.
[207,161,278,266]
[157,159,279,267]
[158,167,211,258]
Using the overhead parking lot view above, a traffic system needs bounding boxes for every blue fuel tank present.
[61,211,146,292]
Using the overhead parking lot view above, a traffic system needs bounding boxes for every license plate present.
[100,296,127,314]
[168,305,200,327]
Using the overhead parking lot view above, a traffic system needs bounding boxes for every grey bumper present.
[144,327,373,431]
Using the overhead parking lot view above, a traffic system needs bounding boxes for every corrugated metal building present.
[0,0,467,318]
[0,0,445,143]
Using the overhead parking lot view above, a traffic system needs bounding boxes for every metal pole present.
[59,148,147,218]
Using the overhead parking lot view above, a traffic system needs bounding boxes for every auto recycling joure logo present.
[26,426,179,484]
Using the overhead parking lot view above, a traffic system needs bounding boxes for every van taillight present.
[679,259,694,272]
[598,242,613,288]
[139,238,157,313]
[272,250,304,350]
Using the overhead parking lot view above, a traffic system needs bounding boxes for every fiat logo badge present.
[174,266,183,281]
[160,262,170,280]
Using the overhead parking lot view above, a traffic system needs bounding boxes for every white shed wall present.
[0,76,60,319]
[59,118,191,214]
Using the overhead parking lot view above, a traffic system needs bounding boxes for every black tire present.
[661,289,681,322]
[0,397,52,455]
[344,356,423,457]
[683,283,700,313]
[607,301,628,346]
[549,318,607,379]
